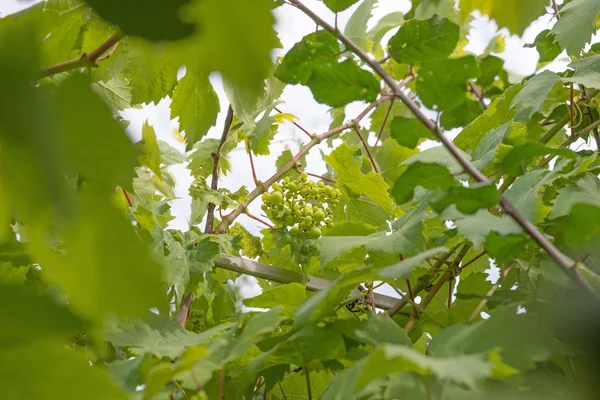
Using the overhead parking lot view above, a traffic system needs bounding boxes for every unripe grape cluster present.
[185,309,214,333]
[261,173,342,239]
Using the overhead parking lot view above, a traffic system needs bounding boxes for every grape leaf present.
[390,117,435,149]
[432,184,500,215]
[388,16,459,65]
[564,54,600,89]
[552,0,600,55]
[170,70,220,151]
[550,173,600,219]
[275,31,340,85]
[459,0,547,36]
[368,12,404,52]
[344,0,378,51]
[243,283,307,316]
[323,0,360,12]
[501,142,576,177]
[306,60,380,107]
[378,247,448,279]
[127,46,178,106]
[564,203,600,254]
[511,70,562,122]
[84,0,194,41]
[416,56,479,111]
[138,120,162,179]
[525,30,562,65]
[451,209,522,249]
[392,162,455,204]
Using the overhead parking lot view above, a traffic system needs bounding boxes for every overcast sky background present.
[2,0,583,302]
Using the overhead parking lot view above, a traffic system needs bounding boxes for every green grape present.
[288,182,298,191]
[186,309,205,333]
[261,204,267,211]
[306,180,315,187]
[290,225,300,236]
[285,216,295,226]
[271,191,283,204]
[308,227,322,239]
[284,208,292,215]
[303,207,313,217]
[324,185,333,195]
[293,204,302,212]
[314,209,325,221]
[300,173,308,181]
[317,181,325,188]
[303,216,312,224]
[206,318,215,328]
[299,221,308,230]
[299,188,308,196]
[283,177,291,184]
[310,187,319,196]
[272,183,281,191]
[262,192,271,202]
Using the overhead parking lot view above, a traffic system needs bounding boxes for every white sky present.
[1,0,584,301]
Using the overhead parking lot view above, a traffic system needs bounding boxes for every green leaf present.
[388,16,459,65]
[248,104,278,155]
[501,142,576,177]
[243,283,307,316]
[392,162,455,204]
[416,56,479,111]
[432,184,500,215]
[511,70,562,122]
[368,12,404,52]
[306,60,380,107]
[83,0,194,40]
[552,0,600,55]
[454,84,521,152]
[127,45,178,106]
[318,220,425,265]
[440,99,483,130]
[485,232,534,264]
[326,143,394,212]
[477,55,504,88]
[525,30,562,65]
[564,203,600,254]
[378,247,448,278]
[373,137,419,184]
[459,0,547,36]
[402,145,472,174]
[550,173,600,219]
[170,70,220,151]
[354,313,412,346]
[429,305,572,370]
[158,140,186,165]
[0,284,83,344]
[275,31,340,85]
[182,0,279,94]
[390,117,435,149]
[452,209,522,249]
[138,120,162,179]
[105,314,230,358]
[565,54,600,89]
[344,0,378,51]
[323,0,360,12]
[0,341,127,400]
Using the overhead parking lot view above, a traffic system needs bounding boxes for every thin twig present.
[215,95,393,232]
[287,0,598,296]
[95,41,120,63]
[278,382,289,400]
[219,369,225,400]
[245,208,275,229]
[275,106,313,139]
[40,33,123,78]
[460,251,487,271]
[173,381,189,400]
[552,0,561,19]
[468,81,487,110]
[570,83,575,137]
[295,165,336,183]
[468,263,514,323]
[205,105,234,234]
[353,125,378,172]
[246,141,260,185]
[375,98,394,146]
[122,188,133,207]
[305,366,313,400]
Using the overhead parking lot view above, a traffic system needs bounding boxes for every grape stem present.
[215,94,393,232]
[275,106,313,139]
[294,165,336,183]
[245,208,275,229]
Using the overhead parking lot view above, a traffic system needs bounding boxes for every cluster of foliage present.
[3,0,600,399]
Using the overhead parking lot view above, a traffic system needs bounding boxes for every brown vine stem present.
[552,0,561,19]
[174,292,193,328]
[219,369,225,400]
[353,125,379,172]
[245,208,275,229]
[205,105,234,234]
[386,248,457,317]
[40,32,123,78]
[468,81,487,111]
[275,106,313,139]
[215,94,393,232]
[246,141,260,185]
[288,0,598,297]
[403,245,470,333]
[375,98,394,147]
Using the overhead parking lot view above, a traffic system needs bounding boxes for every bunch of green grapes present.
[185,309,206,333]
[261,173,342,239]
